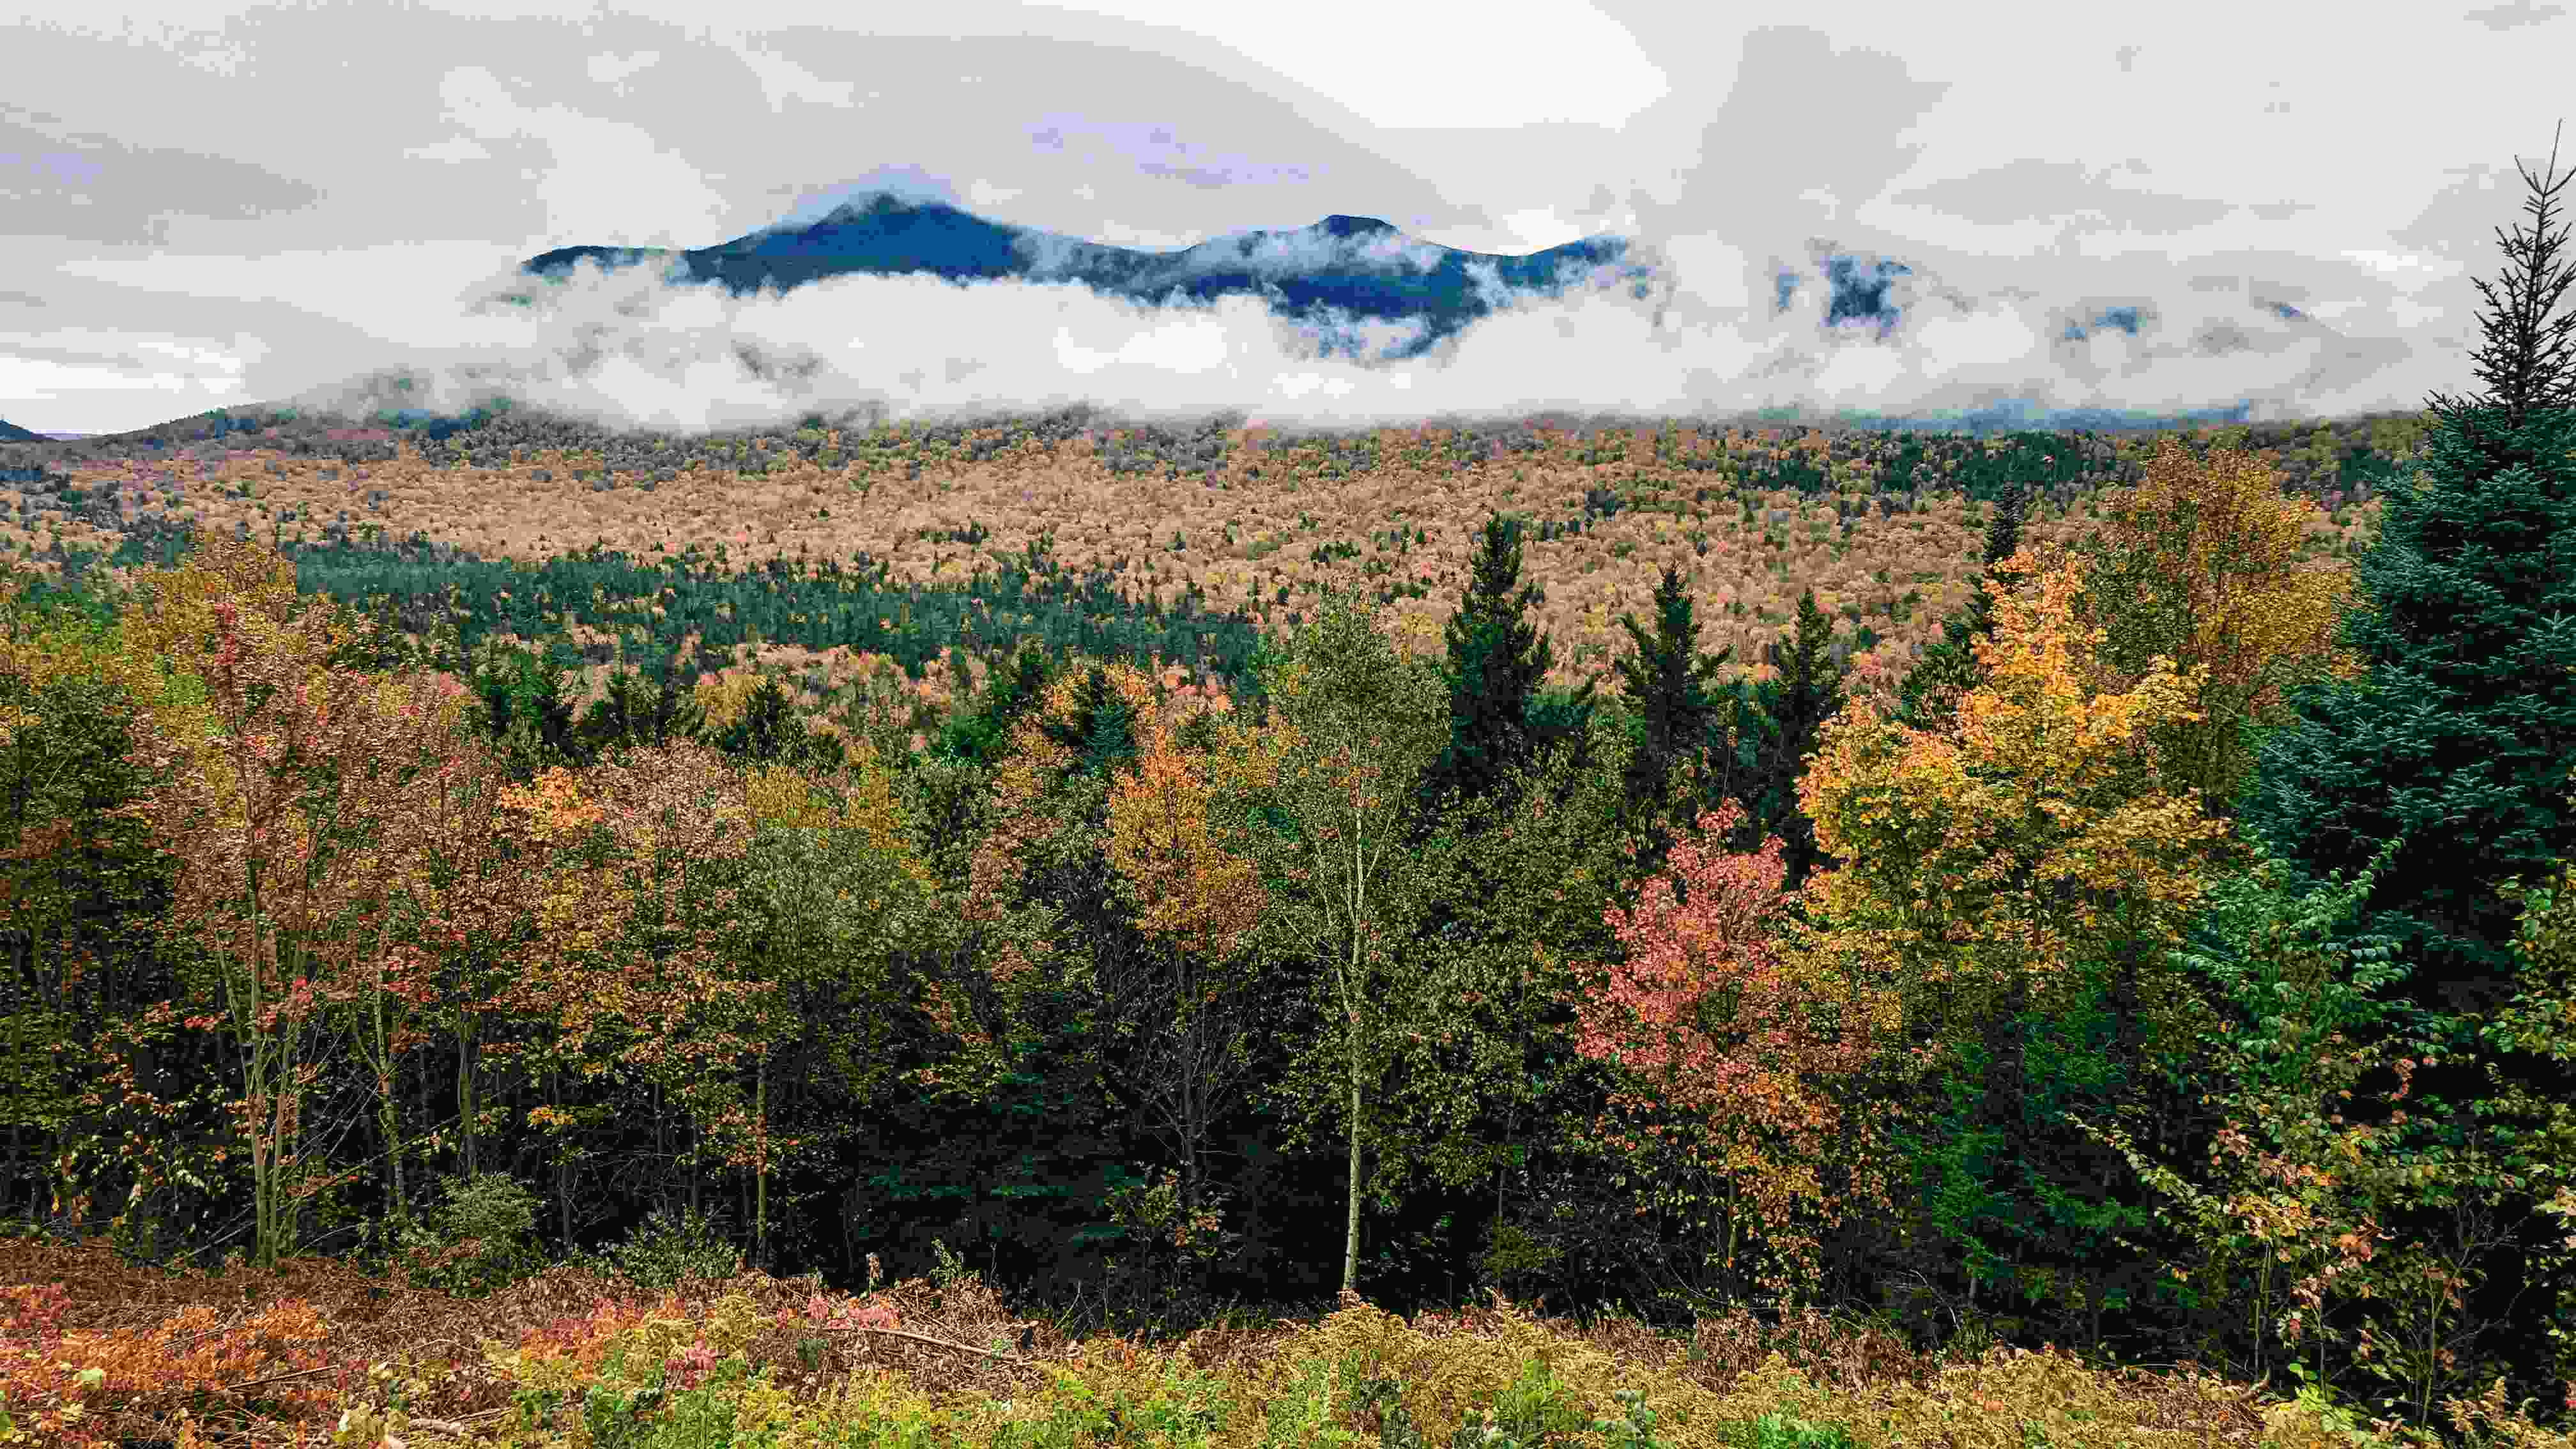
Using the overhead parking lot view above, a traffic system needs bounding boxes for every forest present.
[4,142,2576,1449]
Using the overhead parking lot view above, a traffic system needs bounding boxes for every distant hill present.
[508,196,1654,367]
[45,190,2413,444]
[491,191,2393,436]
[0,417,47,443]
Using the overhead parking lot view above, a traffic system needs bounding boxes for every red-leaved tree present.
[1570,799,1900,1307]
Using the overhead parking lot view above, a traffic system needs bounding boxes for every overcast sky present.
[5,0,2572,438]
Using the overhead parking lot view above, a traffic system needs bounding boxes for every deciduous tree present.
[1209,589,1450,1293]
[1569,798,1899,1307]
[109,535,478,1268]
[1788,547,2249,1319]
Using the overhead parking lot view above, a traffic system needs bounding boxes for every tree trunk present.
[754,1058,769,1273]
[458,1013,479,1180]
[376,982,404,1222]
[1343,1028,1363,1295]
[551,1066,572,1246]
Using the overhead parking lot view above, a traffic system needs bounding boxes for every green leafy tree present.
[1209,589,1450,1294]
[1361,710,1637,1305]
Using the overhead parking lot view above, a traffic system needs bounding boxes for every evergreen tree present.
[1891,481,2034,734]
[574,657,705,759]
[1609,562,1738,826]
[1038,663,1138,781]
[471,643,583,781]
[935,640,1055,765]
[1428,514,1588,816]
[710,676,820,767]
[2232,121,2576,1052]
[1737,587,1851,891]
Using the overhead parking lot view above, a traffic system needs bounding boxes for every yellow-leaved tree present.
[2050,434,2370,813]
[1780,542,2252,1317]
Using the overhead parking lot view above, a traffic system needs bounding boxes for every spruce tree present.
[1609,561,1738,827]
[1892,480,2033,735]
[1430,513,1575,815]
[1038,663,1138,781]
[2231,120,2576,1049]
[1739,586,1851,891]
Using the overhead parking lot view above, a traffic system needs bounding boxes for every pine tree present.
[2232,120,2576,1049]
[1430,513,1575,815]
[1891,480,2034,734]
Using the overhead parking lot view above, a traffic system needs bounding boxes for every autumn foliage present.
[1571,799,1899,1304]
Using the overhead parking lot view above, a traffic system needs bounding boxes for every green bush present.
[394,1172,546,1298]
[579,1204,742,1292]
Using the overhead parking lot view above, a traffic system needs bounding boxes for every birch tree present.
[1209,590,1448,1294]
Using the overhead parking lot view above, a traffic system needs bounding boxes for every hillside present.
[0,401,2441,751]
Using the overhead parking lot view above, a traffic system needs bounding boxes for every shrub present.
[393,1172,546,1298]
[580,1204,743,1292]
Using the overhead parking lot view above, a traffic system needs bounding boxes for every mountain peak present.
[1314,214,1399,239]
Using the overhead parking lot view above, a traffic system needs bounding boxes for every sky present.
[4,0,2572,439]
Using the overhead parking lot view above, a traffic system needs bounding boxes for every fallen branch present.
[381,1407,509,1441]
[215,1363,339,1394]
[818,1322,1038,1362]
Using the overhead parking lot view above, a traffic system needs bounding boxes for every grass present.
[10,1234,2573,1449]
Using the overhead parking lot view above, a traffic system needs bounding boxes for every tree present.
[1788,548,2250,1322]
[1429,513,1590,817]
[470,641,584,780]
[1102,691,1269,1284]
[109,534,478,1268]
[1569,799,1899,1307]
[730,752,940,1270]
[2432,118,2576,434]
[1735,586,1852,892]
[1037,663,1140,781]
[1891,480,2035,735]
[2043,436,2368,818]
[1209,589,1450,1294]
[0,570,185,1239]
[2230,121,2576,1046]
[377,736,555,1199]
[1360,707,1637,1307]
[1609,562,1740,840]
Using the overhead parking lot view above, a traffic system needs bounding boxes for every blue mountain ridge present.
[494,192,2353,434]
[510,194,1662,368]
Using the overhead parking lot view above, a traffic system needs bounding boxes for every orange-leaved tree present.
[1103,667,1266,1249]
[505,742,765,1234]
[107,533,477,1268]
[1570,797,1901,1308]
